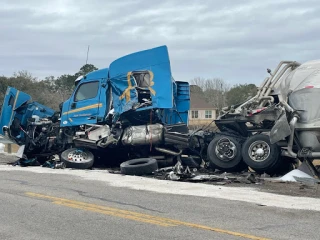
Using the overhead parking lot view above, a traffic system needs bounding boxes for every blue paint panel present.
[175,81,190,124]
[160,81,190,124]
[0,87,30,135]
[0,87,55,144]
[60,99,71,126]
[109,45,173,116]
[86,68,109,80]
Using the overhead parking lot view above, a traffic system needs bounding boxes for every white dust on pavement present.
[0,165,320,211]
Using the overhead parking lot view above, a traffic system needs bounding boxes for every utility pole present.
[85,45,90,65]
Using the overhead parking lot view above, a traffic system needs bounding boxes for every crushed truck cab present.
[0,87,55,146]
[0,46,191,168]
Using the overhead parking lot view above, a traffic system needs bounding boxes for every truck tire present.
[207,135,246,172]
[61,148,94,169]
[242,134,280,173]
[265,157,294,176]
[120,158,158,176]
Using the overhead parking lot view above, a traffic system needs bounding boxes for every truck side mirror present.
[71,103,76,109]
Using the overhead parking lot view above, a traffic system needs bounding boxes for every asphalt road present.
[0,164,319,240]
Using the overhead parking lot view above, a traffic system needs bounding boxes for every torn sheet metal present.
[277,169,319,184]
[270,112,291,144]
[109,46,174,115]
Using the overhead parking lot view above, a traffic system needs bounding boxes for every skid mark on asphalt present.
[26,192,271,240]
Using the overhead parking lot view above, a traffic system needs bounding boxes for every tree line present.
[0,64,98,110]
[190,77,257,113]
[0,64,257,113]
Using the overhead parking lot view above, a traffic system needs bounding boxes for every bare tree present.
[190,77,230,112]
[190,77,204,89]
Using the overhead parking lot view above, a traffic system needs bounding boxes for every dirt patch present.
[186,176,320,198]
[252,180,320,198]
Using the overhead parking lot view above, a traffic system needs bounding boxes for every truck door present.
[0,87,31,137]
[66,80,106,126]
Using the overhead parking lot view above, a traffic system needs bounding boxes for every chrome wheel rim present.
[67,149,90,163]
[248,140,270,162]
[215,138,237,161]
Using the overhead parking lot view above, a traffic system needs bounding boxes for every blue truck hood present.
[0,87,55,144]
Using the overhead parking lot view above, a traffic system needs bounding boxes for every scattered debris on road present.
[1,152,319,198]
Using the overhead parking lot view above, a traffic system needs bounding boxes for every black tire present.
[61,148,94,169]
[266,157,294,176]
[242,134,280,173]
[120,158,158,175]
[207,135,246,172]
[35,156,50,164]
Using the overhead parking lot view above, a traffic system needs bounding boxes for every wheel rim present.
[248,140,270,162]
[215,138,237,161]
[67,149,90,163]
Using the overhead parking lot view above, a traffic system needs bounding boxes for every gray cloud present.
[1,0,320,86]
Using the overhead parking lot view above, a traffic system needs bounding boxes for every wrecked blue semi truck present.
[0,46,196,169]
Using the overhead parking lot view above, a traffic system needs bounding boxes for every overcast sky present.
[1,0,320,86]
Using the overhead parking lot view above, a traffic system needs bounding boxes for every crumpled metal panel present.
[249,105,282,123]
[270,112,291,144]
[87,125,110,141]
[121,123,163,146]
[109,46,174,116]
